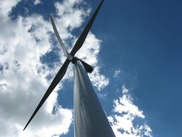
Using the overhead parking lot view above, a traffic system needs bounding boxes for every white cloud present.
[54,0,90,40]
[108,86,153,137]
[34,0,41,5]
[0,14,73,137]
[89,66,109,91]
[0,0,110,136]
[114,69,121,78]
[0,0,20,17]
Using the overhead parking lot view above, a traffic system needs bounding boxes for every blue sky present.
[0,0,182,137]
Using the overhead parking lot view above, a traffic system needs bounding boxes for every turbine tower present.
[24,0,115,136]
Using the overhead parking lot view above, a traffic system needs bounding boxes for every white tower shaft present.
[74,60,115,137]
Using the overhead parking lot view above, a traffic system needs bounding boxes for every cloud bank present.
[109,86,152,137]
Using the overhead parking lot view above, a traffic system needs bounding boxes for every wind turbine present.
[24,0,115,136]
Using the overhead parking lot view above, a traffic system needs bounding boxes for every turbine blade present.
[79,59,94,73]
[23,59,70,131]
[70,0,104,56]
[50,15,73,60]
